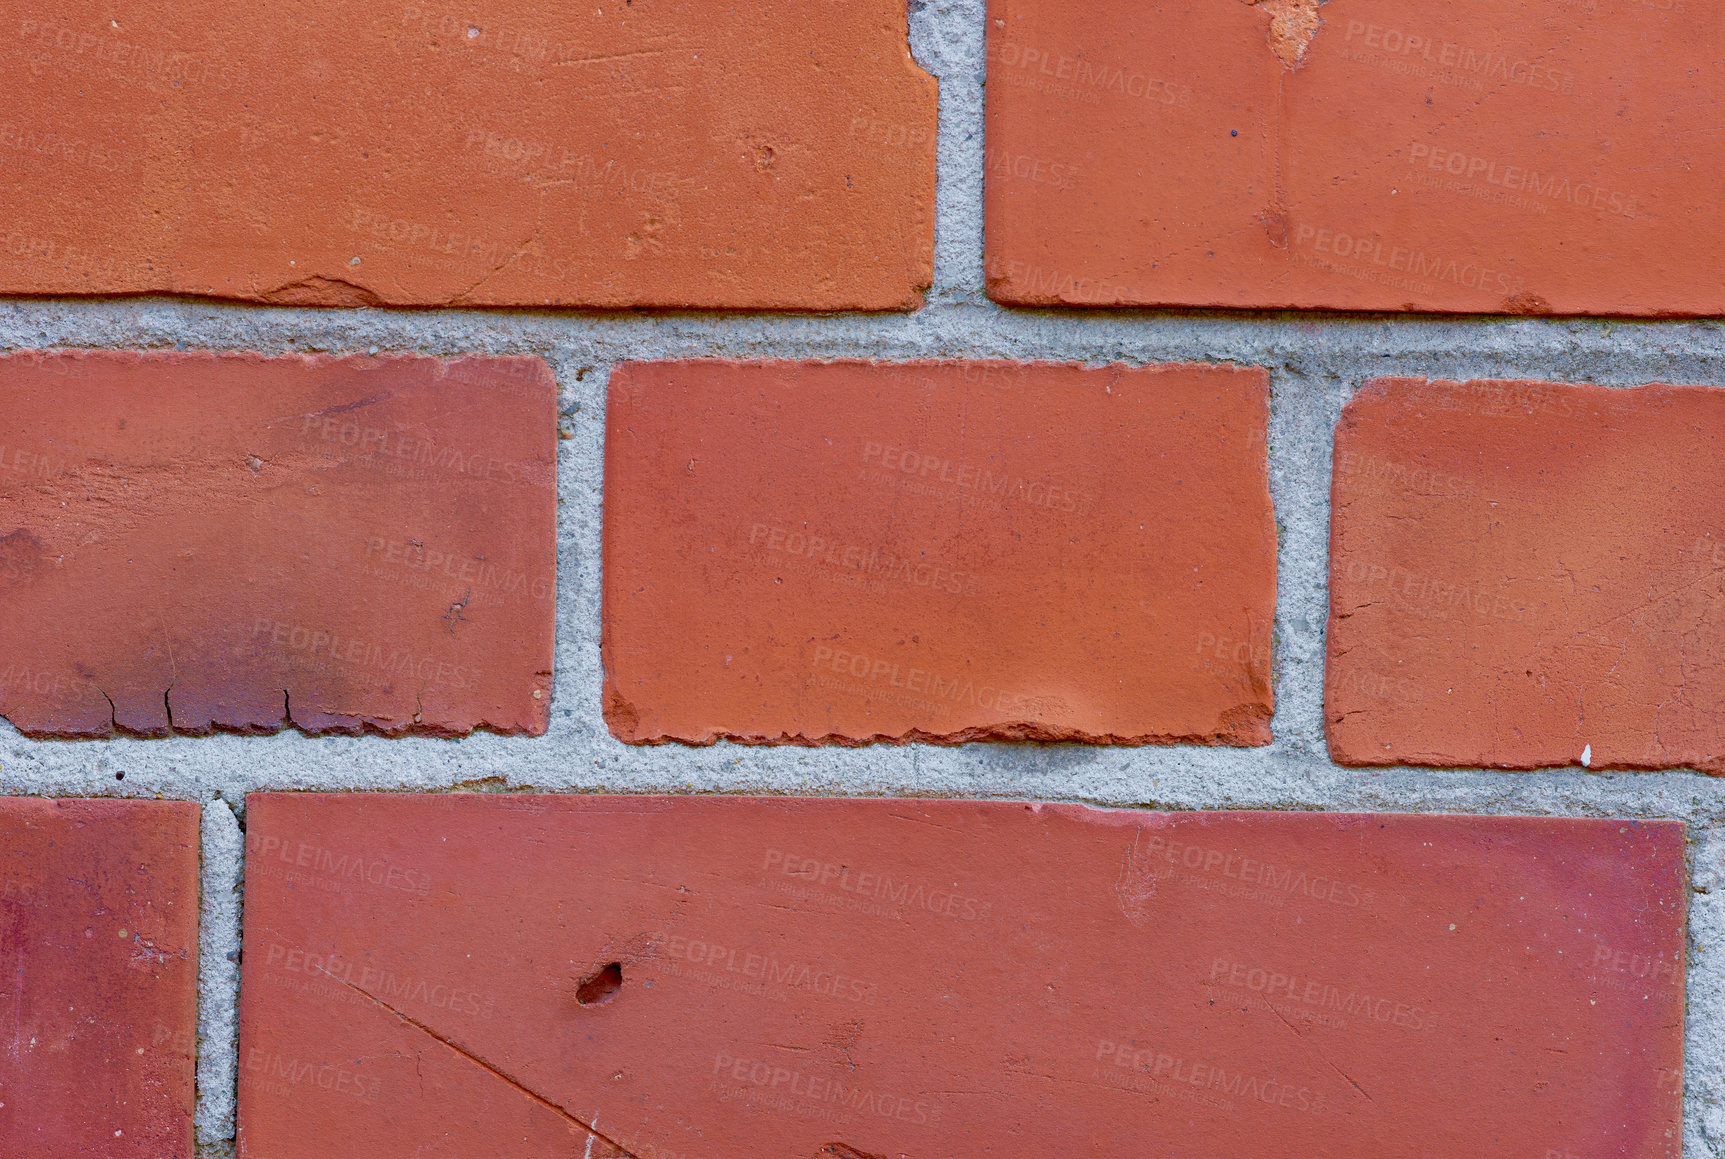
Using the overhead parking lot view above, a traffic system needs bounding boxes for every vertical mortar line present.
[574,359,620,759]
[909,0,989,305]
[1685,826,1725,1158]
[1264,362,1328,761]
[196,796,244,1156]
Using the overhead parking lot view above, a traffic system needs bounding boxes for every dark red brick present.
[985,0,1723,314]
[237,794,1686,1159]
[602,359,1276,746]
[0,798,200,1158]
[1329,376,1725,772]
[0,2,935,309]
[0,351,556,737]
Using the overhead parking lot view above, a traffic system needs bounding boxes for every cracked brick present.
[0,351,556,738]
[236,794,1686,1159]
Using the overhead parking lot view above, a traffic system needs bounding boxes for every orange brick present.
[985,0,1723,314]
[0,351,556,737]
[1328,377,1725,772]
[0,799,200,1158]
[0,1,935,309]
[602,360,1275,745]
[237,794,1687,1159]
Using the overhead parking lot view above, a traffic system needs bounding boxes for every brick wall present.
[1,1,1722,1156]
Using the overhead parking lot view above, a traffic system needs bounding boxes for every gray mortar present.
[195,801,242,1159]
[1,0,1723,1152]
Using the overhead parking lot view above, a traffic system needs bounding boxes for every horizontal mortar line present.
[0,341,1718,363]
[1,782,1722,827]
[4,300,1725,341]
[0,341,1718,385]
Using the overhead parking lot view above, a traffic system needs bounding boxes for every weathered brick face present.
[0,0,936,308]
[1328,376,1725,773]
[984,0,1724,313]
[0,1,1716,1154]
[236,795,1686,1159]
[0,351,556,738]
[0,799,200,1158]
[602,359,1276,746]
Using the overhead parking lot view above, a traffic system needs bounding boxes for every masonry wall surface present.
[1,2,1722,1156]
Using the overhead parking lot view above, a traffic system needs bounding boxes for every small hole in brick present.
[576,962,623,1006]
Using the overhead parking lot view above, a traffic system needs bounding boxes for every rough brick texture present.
[1329,376,1725,772]
[984,0,1723,314]
[0,798,200,1159]
[603,359,1275,746]
[0,351,556,738]
[238,794,1686,1159]
[1,1,936,309]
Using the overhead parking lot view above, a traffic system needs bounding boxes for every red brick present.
[0,2,935,310]
[0,351,556,737]
[984,0,1723,314]
[1,799,200,1158]
[602,360,1275,745]
[238,794,1686,1159]
[1328,377,1725,772]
